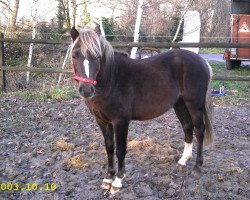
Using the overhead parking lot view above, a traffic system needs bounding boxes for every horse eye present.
[72,55,76,59]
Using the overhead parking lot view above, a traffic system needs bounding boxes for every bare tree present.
[0,0,11,34]
[57,0,71,29]
[0,0,20,34]
[10,0,19,32]
[27,0,38,83]
[76,0,91,26]
[71,0,76,27]
[101,0,120,23]
[208,0,230,38]
[130,0,143,58]
[111,0,230,42]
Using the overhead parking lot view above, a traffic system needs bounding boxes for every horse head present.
[70,25,112,100]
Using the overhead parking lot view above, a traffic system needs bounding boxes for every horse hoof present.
[177,160,187,166]
[176,163,187,172]
[110,186,121,195]
[191,166,202,178]
[101,182,111,190]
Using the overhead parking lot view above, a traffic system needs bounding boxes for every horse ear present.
[94,24,102,36]
[71,27,79,41]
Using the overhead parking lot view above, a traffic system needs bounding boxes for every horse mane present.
[114,51,129,57]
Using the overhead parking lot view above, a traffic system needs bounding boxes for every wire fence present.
[5,31,240,43]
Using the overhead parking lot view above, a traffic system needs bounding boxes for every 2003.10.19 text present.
[0,182,57,191]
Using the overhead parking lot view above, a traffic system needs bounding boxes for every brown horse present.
[70,25,214,194]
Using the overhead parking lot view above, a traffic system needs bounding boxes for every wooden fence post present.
[0,33,6,92]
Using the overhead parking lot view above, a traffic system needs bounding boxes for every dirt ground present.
[0,96,249,200]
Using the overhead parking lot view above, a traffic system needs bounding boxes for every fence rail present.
[0,35,250,92]
[1,66,249,82]
[1,37,250,48]
[0,66,250,81]
[0,66,72,73]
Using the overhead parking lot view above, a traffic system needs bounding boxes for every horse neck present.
[97,52,132,98]
[97,54,117,95]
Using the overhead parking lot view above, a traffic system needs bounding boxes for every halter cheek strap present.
[72,64,97,85]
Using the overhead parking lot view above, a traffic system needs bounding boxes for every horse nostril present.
[79,86,84,94]
[90,86,95,94]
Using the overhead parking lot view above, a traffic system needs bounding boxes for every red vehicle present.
[224,0,250,69]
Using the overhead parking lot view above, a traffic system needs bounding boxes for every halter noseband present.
[72,63,97,85]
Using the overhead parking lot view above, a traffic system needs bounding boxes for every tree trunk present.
[71,0,76,27]
[63,0,71,29]
[130,0,144,59]
[27,0,38,83]
[10,0,19,32]
[57,0,71,29]
[81,0,91,26]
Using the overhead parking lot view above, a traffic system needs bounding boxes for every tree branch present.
[0,0,12,12]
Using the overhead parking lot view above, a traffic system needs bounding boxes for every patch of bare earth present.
[0,97,249,199]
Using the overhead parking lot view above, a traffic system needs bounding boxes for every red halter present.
[71,64,97,85]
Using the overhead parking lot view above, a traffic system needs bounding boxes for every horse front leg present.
[110,120,129,194]
[97,121,115,190]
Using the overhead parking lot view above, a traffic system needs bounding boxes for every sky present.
[0,0,123,29]
[15,0,116,23]
[17,0,60,21]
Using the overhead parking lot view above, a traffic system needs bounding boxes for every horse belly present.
[132,92,178,121]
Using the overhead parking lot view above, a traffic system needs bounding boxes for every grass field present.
[210,62,250,105]
[199,48,225,54]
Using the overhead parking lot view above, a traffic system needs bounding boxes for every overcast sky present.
[16,0,116,23]
[17,0,60,21]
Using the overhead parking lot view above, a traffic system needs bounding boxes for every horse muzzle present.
[79,83,96,100]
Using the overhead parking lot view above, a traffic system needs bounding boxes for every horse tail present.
[203,62,214,146]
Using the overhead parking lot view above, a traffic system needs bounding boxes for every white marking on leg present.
[178,142,193,166]
[83,59,90,78]
[103,178,113,184]
[102,178,113,190]
[111,175,125,188]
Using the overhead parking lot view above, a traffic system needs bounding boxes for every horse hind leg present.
[185,102,206,172]
[174,98,194,166]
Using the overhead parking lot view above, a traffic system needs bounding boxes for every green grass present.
[50,88,79,100]
[210,62,250,105]
[159,48,225,54]
[5,59,26,66]
[0,87,79,101]
[199,48,225,54]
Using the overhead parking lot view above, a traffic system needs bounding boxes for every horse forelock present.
[71,29,114,65]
